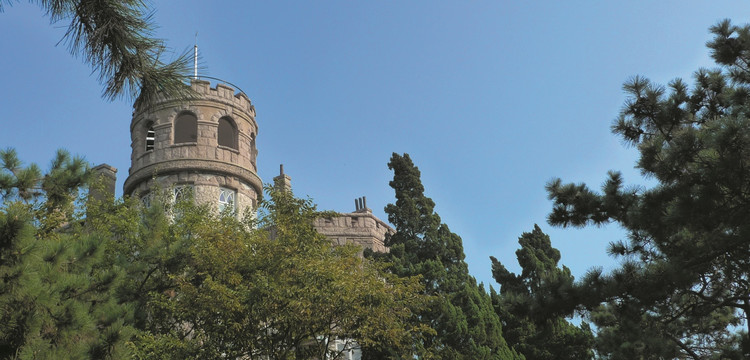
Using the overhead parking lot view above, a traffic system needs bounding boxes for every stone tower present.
[123,80,261,217]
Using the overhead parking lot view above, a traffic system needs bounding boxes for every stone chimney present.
[273,164,292,192]
[354,196,371,213]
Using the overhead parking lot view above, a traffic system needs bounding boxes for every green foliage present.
[545,20,750,359]
[0,150,134,359]
[93,185,430,359]
[491,225,594,360]
[0,148,88,217]
[2,151,429,359]
[369,153,522,359]
[0,0,192,105]
[490,225,593,360]
[589,299,741,360]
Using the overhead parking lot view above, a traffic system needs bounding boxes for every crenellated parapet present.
[124,80,261,218]
[185,80,255,116]
[133,80,255,117]
[313,197,393,253]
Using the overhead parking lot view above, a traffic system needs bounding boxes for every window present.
[171,185,194,220]
[140,193,151,208]
[174,185,194,203]
[174,112,197,144]
[217,117,237,149]
[145,123,155,151]
[250,132,257,167]
[219,187,236,213]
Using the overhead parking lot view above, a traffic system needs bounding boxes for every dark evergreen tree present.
[545,20,750,359]
[367,153,521,359]
[588,297,741,360]
[490,225,594,360]
[0,149,134,358]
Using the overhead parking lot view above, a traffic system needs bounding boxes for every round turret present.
[123,80,261,216]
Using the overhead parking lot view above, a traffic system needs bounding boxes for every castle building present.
[110,79,391,253]
[123,80,261,219]
[77,79,393,360]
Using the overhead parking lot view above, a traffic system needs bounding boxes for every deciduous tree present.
[110,187,430,359]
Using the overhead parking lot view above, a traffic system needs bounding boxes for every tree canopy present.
[368,153,522,359]
[491,225,594,360]
[1,150,431,359]
[0,148,134,359]
[116,187,431,360]
[545,19,750,359]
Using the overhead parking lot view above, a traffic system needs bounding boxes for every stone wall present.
[313,208,393,253]
[127,172,257,219]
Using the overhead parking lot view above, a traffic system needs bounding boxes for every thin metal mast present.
[194,32,198,80]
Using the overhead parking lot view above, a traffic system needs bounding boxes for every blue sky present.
[2,1,750,289]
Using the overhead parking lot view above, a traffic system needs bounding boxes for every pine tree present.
[490,225,594,360]
[545,20,750,358]
[0,149,134,358]
[0,0,192,105]
[368,153,521,359]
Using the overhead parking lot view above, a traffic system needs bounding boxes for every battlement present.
[134,79,255,117]
[313,197,393,253]
[189,80,255,115]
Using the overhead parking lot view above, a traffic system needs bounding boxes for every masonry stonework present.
[120,79,391,254]
[312,209,392,253]
[123,80,261,218]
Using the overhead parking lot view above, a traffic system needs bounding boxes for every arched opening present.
[250,132,257,167]
[219,187,236,213]
[145,122,155,151]
[218,116,238,149]
[174,112,198,144]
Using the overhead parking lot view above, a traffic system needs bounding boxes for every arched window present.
[140,192,151,208]
[171,185,194,220]
[145,122,155,151]
[217,117,238,149]
[174,112,197,144]
[219,187,236,213]
[173,185,194,203]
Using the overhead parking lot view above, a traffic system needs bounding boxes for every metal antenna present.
[194,32,198,80]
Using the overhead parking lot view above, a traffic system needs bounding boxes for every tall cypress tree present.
[491,225,594,360]
[368,153,521,359]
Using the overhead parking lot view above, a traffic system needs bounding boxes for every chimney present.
[273,164,292,193]
[354,196,371,213]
